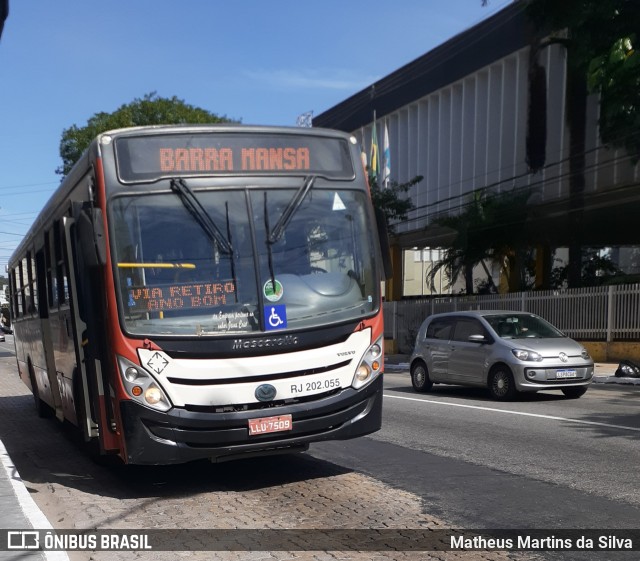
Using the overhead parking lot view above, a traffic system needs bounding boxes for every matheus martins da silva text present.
[450,534,633,550]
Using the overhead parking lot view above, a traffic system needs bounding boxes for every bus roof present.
[8,125,358,269]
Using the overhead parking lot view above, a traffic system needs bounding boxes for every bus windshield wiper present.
[170,178,233,254]
[267,175,316,244]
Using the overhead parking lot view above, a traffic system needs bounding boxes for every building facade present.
[314,1,640,299]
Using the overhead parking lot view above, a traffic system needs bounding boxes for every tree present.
[58,93,235,176]
[550,248,624,287]
[368,173,421,233]
[526,0,640,160]
[427,188,534,294]
[522,1,640,287]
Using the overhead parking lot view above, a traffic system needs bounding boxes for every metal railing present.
[384,284,640,353]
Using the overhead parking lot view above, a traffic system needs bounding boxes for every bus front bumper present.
[119,376,383,465]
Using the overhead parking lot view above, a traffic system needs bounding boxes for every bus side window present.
[44,230,59,309]
[10,267,21,318]
[26,251,38,315]
[20,258,29,316]
[54,220,68,305]
[36,249,48,319]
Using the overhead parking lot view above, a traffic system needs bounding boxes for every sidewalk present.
[0,440,69,561]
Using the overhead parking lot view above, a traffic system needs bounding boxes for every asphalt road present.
[310,371,640,561]
[2,335,639,561]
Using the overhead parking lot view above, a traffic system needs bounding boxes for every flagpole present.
[370,111,379,184]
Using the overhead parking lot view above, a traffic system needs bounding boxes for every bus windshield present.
[111,185,379,336]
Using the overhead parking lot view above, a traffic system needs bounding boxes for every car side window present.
[426,318,454,340]
[452,318,487,342]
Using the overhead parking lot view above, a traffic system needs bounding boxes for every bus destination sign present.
[115,133,353,182]
[159,146,310,173]
[128,281,237,313]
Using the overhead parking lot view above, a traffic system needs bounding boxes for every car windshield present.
[110,186,379,336]
[484,314,565,339]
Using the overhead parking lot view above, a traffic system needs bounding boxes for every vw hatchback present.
[409,311,594,400]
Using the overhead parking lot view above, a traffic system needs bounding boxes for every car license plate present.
[248,414,293,436]
[556,369,577,379]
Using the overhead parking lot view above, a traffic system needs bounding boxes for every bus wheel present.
[29,365,53,418]
[72,369,121,467]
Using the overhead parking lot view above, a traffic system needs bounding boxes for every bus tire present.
[29,364,53,418]
[72,369,122,467]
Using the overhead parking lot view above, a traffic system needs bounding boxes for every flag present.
[370,121,379,182]
[360,128,368,171]
[383,120,391,188]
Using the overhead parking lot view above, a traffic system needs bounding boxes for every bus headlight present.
[352,337,384,389]
[144,386,164,405]
[117,355,172,412]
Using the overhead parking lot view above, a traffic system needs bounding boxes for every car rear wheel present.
[561,386,588,399]
[410,361,433,393]
[488,366,517,401]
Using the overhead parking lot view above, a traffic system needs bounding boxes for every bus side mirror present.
[374,207,393,281]
[77,207,107,268]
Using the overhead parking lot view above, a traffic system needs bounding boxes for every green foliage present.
[427,188,534,294]
[368,173,421,233]
[550,248,624,287]
[58,93,236,176]
[527,0,640,159]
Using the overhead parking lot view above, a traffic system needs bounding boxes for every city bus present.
[8,125,390,465]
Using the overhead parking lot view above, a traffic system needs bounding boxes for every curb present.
[592,376,640,386]
[0,439,70,561]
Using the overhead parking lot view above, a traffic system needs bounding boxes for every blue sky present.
[0,0,512,273]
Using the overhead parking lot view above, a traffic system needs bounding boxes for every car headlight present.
[512,349,543,362]
[352,337,383,389]
[117,355,172,412]
[581,348,591,360]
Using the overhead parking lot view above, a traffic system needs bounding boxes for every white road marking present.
[384,393,640,433]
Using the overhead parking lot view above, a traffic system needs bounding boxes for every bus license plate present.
[248,414,293,436]
[556,369,577,379]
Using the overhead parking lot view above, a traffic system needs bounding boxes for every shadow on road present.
[0,393,352,501]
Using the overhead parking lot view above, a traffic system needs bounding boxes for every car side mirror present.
[468,334,490,344]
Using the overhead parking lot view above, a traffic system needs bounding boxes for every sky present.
[0,0,513,274]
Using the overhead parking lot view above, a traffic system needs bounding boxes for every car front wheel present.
[410,361,433,393]
[488,366,517,401]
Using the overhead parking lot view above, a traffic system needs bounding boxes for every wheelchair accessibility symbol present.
[265,304,287,330]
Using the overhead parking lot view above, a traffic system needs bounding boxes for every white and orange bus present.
[8,125,389,464]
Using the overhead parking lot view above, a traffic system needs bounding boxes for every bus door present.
[61,215,95,441]
[64,210,120,452]
[35,248,64,421]
[67,197,122,452]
